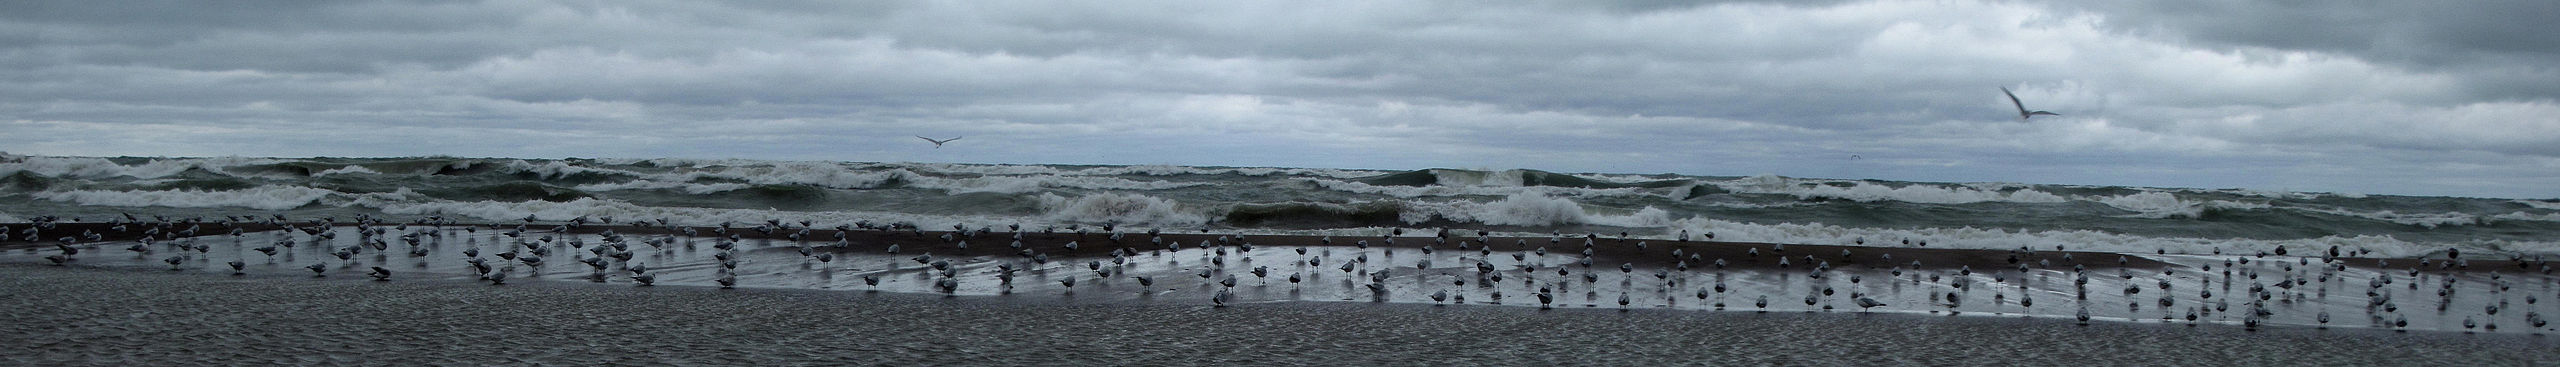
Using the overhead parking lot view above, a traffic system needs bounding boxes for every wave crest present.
[1408,192,1673,227]
[1038,193,1206,226]
[33,185,340,211]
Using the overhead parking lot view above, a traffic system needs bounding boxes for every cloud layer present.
[3,0,2553,198]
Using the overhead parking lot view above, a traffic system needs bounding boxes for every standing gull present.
[2001,87,2061,120]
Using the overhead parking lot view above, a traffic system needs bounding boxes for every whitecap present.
[32,185,339,211]
[1712,176,2070,204]
[1403,192,1673,227]
[310,165,380,177]
[1659,216,2552,258]
[1036,192,1207,226]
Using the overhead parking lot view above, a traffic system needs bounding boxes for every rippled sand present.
[3,264,2552,366]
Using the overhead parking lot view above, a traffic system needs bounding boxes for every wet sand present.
[13,221,2540,272]
[11,221,2557,338]
[2,264,2552,365]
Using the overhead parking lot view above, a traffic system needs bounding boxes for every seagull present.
[2001,87,2061,120]
[917,136,962,148]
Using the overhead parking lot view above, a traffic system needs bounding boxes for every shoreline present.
[5,221,2535,273]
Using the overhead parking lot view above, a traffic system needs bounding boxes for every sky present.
[2,0,2555,199]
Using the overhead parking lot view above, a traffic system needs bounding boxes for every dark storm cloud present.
[2067,0,2560,101]
[0,0,2552,197]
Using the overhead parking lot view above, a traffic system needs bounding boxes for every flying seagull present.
[2001,87,2060,120]
[917,136,962,148]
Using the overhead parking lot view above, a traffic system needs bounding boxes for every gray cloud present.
[1,0,2553,198]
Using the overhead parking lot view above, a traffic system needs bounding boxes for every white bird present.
[2001,87,2061,120]
[917,136,962,148]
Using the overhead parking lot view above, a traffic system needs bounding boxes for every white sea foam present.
[1404,192,1674,227]
[711,163,910,189]
[930,175,1204,194]
[1083,165,1220,177]
[1036,192,1207,226]
[2202,187,2365,200]
[0,156,282,180]
[561,162,1206,195]
[572,180,752,195]
[1566,172,1677,184]
[2094,191,2194,218]
[1708,177,2291,219]
[2515,200,2560,211]
[2256,203,2560,228]
[2491,211,2560,224]
[616,157,772,168]
[2289,207,2480,228]
[497,160,642,180]
[1431,169,1526,187]
[311,165,380,177]
[2093,191,2271,219]
[1298,178,1661,199]
[1068,164,1383,178]
[1711,175,2070,204]
[369,197,1026,232]
[32,185,339,211]
[1660,217,2557,258]
[900,162,1074,176]
[881,161,1381,179]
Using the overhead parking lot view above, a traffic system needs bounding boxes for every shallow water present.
[2,264,2553,366]
[14,225,2559,336]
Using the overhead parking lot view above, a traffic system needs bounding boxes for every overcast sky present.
[3,0,2554,198]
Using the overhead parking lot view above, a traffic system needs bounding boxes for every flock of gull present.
[6,212,2556,334]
